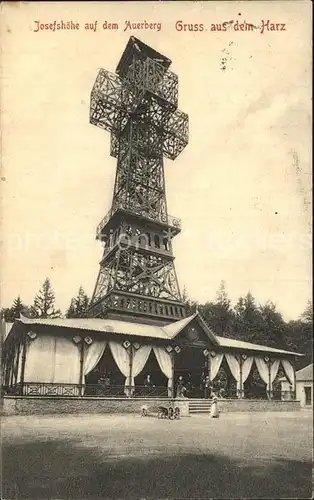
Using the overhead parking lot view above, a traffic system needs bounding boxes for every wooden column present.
[13,342,21,386]
[267,359,272,400]
[292,362,296,400]
[19,336,28,395]
[238,356,243,399]
[207,352,212,383]
[171,351,175,398]
[9,346,15,387]
[128,345,134,397]
[79,340,85,397]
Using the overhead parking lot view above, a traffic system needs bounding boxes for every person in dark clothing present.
[186,372,194,397]
[176,376,186,398]
[144,374,154,387]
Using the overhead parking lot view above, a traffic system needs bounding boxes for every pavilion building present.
[2,312,302,401]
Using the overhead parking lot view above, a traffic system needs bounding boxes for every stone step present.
[189,401,212,404]
[190,409,211,413]
[190,406,210,411]
[189,405,211,409]
[190,408,211,411]
[189,402,212,406]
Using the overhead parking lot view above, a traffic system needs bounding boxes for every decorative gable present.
[176,317,217,346]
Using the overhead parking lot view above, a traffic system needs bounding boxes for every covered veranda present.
[2,313,303,401]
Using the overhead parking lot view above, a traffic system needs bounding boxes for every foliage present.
[31,278,62,318]
[66,287,90,318]
[182,283,312,366]
[0,296,29,322]
[1,277,312,369]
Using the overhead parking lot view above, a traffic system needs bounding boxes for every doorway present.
[174,347,208,398]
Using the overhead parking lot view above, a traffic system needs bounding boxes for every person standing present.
[204,375,211,399]
[144,374,155,395]
[176,376,186,398]
[186,373,194,398]
[210,396,219,418]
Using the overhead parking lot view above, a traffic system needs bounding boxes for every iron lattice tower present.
[88,37,189,324]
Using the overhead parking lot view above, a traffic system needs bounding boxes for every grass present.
[2,411,312,499]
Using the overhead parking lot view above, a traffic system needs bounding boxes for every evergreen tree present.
[1,296,28,322]
[284,300,313,369]
[198,282,234,337]
[181,285,198,316]
[234,296,246,340]
[215,281,231,310]
[259,301,285,348]
[212,281,234,336]
[235,292,263,343]
[32,278,61,318]
[66,287,89,318]
[300,300,313,324]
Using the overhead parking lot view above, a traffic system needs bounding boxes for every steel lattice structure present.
[88,37,189,323]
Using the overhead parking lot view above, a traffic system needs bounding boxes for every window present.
[304,386,312,405]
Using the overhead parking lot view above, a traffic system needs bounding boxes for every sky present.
[1,1,312,321]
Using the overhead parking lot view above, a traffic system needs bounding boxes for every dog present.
[168,406,175,420]
[157,406,169,419]
[174,407,181,419]
[141,404,149,417]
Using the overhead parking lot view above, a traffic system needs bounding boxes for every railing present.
[83,384,127,397]
[96,207,181,240]
[96,208,112,238]
[132,386,168,398]
[243,388,296,401]
[5,383,81,397]
[2,384,296,401]
[272,390,296,401]
[2,383,168,398]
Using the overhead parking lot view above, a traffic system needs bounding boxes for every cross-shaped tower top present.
[88,37,189,325]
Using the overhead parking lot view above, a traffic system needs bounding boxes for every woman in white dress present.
[210,395,219,418]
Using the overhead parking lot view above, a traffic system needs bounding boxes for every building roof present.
[14,313,304,357]
[17,314,172,340]
[296,363,313,381]
[215,335,303,356]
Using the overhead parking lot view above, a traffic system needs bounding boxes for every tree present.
[198,282,234,337]
[32,278,61,318]
[300,300,313,324]
[234,292,263,343]
[1,296,28,322]
[259,301,286,348]
[284,300,313,369]
[233,296,246,340]
[66,287,90,318]
[215,281,231,310]
[181,285,198,316]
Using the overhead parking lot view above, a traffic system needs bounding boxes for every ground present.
[2,411,312,499]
